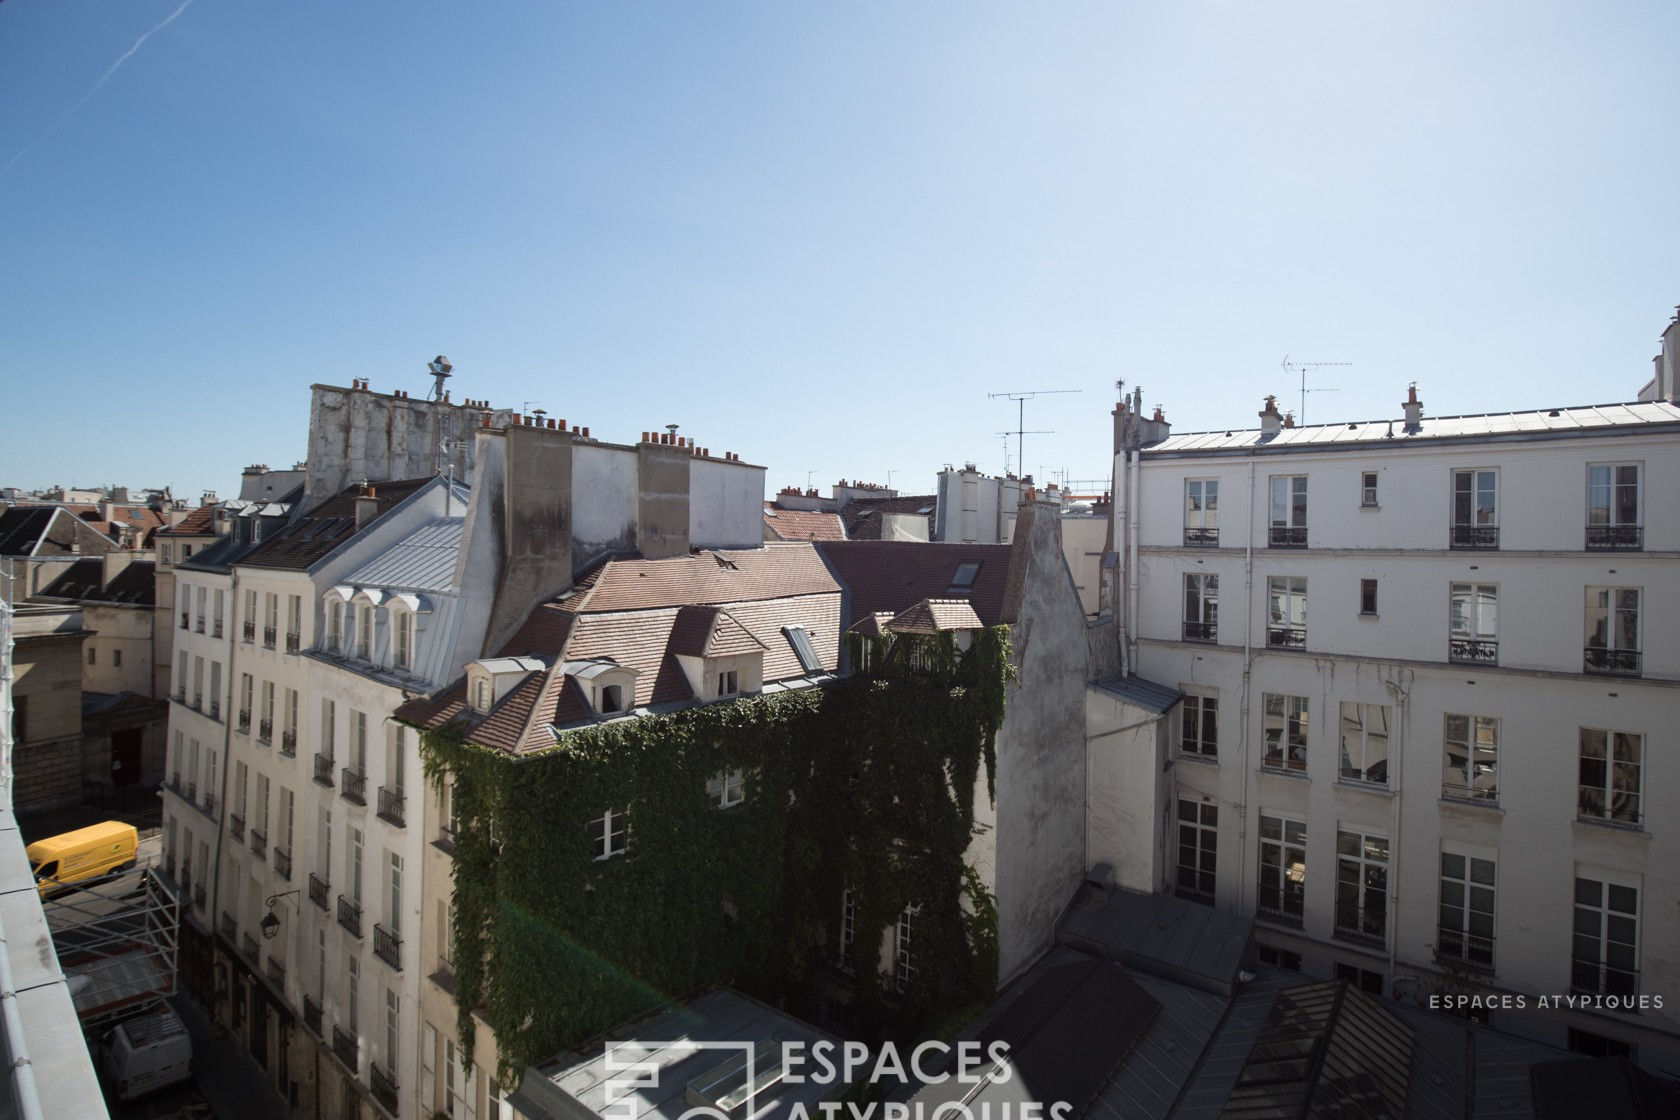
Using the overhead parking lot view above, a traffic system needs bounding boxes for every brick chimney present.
[1401,383,1424,434]
[1259,395,1283,437]
[355,485,379,528]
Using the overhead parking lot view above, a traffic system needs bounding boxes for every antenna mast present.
[1281,355,1350,425]
[987,388,1081,478]
[427,355,453,402]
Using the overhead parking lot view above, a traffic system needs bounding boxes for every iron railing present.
[212,620,223,638]
[1437,926,1495,971]
[1450,525,1500,550]
[238,710,251,734]
[308,873,330,910]
[186,781,197,802]
[209,698,221,720]
[243,620,256,642]
[1586,524,1642,551]
[373,923,402,970]
[258,719,273,744]
[313,754,336,788]
[249,829,267,861]
[274,846,292,881]
[337,895,362,938]
[263,626,277,648]
[1267,626,1306,649]
[1182,621,1217,642]
[1571,959,1639,999]
[229,813,245,843]
[371,1062,399,1112]
[377,786,406,827]
[1333,902,1387,946]
[201,792,217,818]
[1584,647,1641,676]
[332,1025,359,1070]
[1183,527,1219,548]
[180,611,190,630]
[1268,526,1307,548]
[195,618,205,634]
[303,996,323,1037]
[341,767,368,806]
[1449,638,1498,665]
[265,956,286,990]
[285,632,300,653]
[281,729,297,757]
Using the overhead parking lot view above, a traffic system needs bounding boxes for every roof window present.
[784,626,822,674]
[948,560,981,592]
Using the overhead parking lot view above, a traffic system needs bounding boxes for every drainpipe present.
[1236,458,1257,913]
[209,569,239,1018]
[1126,449,1141,674]
[1385,674,1409,991]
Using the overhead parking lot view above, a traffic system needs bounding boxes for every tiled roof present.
[667,606,768,658]
[342,518,464,592]
[886,598,984,634]
[763,506,847,541]
[815,540,1011,627]
[239,478,432,571]
[160,505,218,537]
[839,495,936,540]
[36,559,157,606]
[563,544,839,612]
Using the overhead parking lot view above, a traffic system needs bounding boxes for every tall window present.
[1450,469,1499,548]
[1438,848,1496,969]
[1266,576,1307,647]
[1360,471,1379,508]
[706,770,744,808]
[244,588,258,641]
[1261,693,1308,773]
[235,761,249,822]
[385,989,400,1072]
[347,956,360,1033]
[260,680,275,742]
[1181,693,1217,758]
[1268,475,1308,547]
[1183,573,1218,641]
[1184,479,1219,546]
[1442,714,1498,801]
[1334,829,1389,944]
[1583,587,1641,675]
[350,825,365,904]
[1572,873,1639,997]
[895,905,919,990]
[1176,798,1217,902]
[1257,813,1306,921]
[1586,464,1641,549]
[213,589,224,637]
[837,890,855,968]
[1448,582,1498,664]
[264,593,278,647]
[1578,728,1642,825]
[321,699,336,758]
[385,725,407,795]
[1338,702,1391,785]
[208,662,222,719]
[394,609,412,669]
[356,605,372,660]
[327,601,343,649]
[1359,579,1378,616]
[351,711,368,773]
[195,586,207,631]
[280,788,295,854]
[284,688,299,752]
[387,852,403,933]
[589,809,627,860]
[256,774,270,838]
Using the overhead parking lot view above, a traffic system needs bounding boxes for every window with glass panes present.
[1338,702,1391,785]
[1334,829,1389,944]
[1181,693,1217,758]
[1572,874,1638,997]
[1258,813,1306,920]
[1262,694,1308,772]
[1578,728,1642,824]
[1176,798,1217,901]
[1442,714,1498,801]
[1438,849,1495,969]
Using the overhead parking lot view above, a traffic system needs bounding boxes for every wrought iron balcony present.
[337,895,362,938]
[1450,524,1500,550]
[303,995,323,1037]
[1182,621,1217,643]
[371,1062,399,1112]
[265,956,286,990]
[238,710,251,734]
[1436,926,1495,971]
[1583,647,1641,676]
[175,688,187,704]
[308,873,330,910]
[1441,780,1498,804]
[1586,524,1642,551]
[180,611,190,630]
[201,792,216,818]
[219,912,237,940]
[1448,638,1498,665]
[1183,527,1219,548]
[1266,626,1306,649]
[1571,959,1639,999]
[169,772,183,795]
[274,846,292,881]
[373,923,402,970]
[249,829,267,861]
[186,781,197,802]
[263,626,277,648]
[313,754,336,788]
[1333,902,1387,946]
[191,693,202,711]
[376,786,406,827]
[285,632,300,653]
[332,1025,359,1071]
[281,729,297,757]
[341,767,368,806]
[258,719,273,744]
[212,621,223,638]
[1268,526,1307,549]
[243,620,256,642]
[240,932,260,963]
[195,618,205,634]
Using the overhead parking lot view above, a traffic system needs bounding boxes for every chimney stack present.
[1259,395,1283,437]
[355,484,379,528]
[1401,383,1424,434]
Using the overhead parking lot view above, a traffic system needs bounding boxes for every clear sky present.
[2,1,1676,503]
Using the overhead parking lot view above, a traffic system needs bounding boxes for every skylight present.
[949,560,981,591]
[784,626,821,674]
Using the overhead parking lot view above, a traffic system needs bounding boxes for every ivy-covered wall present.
[418,626,1012,1083]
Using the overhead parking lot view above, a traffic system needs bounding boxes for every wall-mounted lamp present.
[261,889,301,940]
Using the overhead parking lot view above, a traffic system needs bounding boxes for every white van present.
[103,1006,192,1100]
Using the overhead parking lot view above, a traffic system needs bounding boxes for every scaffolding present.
[45,866,181,1032]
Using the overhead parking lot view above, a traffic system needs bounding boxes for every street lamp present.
[261,889,300,940]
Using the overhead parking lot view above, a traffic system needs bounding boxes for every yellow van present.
[27,821,139,896]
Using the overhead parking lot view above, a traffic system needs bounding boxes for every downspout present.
[1126,448,1141,674]
[1237,458,1257,912]
[1385,673,1409,989]
[210,569,238,992]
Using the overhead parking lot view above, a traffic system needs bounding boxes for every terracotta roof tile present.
[668,606,769,658]
[839,495,936,540]
[887,598,984,634]
[466,669,550,752]
[393,679,467,729]
[160,505,218,537]
[815,541,1011,627]
[568,544,838,613]
[763,507,847,541]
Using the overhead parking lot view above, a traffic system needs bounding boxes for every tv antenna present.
[426,355,453,401]
[1281,356,1350,425]
[988,388,1081,477]
[995,430,1050,476]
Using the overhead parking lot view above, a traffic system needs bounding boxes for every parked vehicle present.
[26,821,138,897]
[103,1006,193,1101]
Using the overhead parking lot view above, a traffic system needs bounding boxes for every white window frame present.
[895,904,920,990]
[1183,572,1218,642]
[706,770,745,809]
[1184,478,1219,545]
[1442,714,1498,802]
[1451,467,1499,528]
[1266,576,1307,648]
[589,808,627,861]
[1572,867,1639,998]
[1267,474,1308,544]
[1577,727,1643,826]
[1586,462,1642,538]
[1334,828,1389,945]
[1257,812,1306,921]
[1583,586,1641,673]
[1261,693,1308,773]
[1438,843,1496,970]
[1360,471,1378,508]
[1180,691,1217,758]
[1449,582,1498,663]
[1337,702,1391,786]
[1175,797,1217,901]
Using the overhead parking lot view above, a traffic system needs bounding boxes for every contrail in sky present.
[1,0,197,179]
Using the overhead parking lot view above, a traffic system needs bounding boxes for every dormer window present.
[716,671,739,697]
[598,684,625,714]
[394,610,413,670]
[474,678,491,713]
[356,604,372,659]
[566,660,639,718]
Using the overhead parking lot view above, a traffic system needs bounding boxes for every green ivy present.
[418,627,1012,1084]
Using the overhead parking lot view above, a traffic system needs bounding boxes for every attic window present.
[949,561,981,591]
[473,678,491,713]
[716,671,739,698]
[785,627,821,674]
[598,684,625,713]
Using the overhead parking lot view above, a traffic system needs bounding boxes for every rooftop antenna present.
[427,355,453,401]
[988,388,1081,477]
[997,429,1049,474]
[1281,355,1350,426]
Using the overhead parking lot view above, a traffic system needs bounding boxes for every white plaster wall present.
[571,443,638,561]
[689,458,765,549]
[84,604,154,695]
[1084,690,1168,893]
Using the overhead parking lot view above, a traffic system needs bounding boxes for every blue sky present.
[2,1,1676,502]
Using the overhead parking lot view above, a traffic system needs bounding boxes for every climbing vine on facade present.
[417,626,1013,1083]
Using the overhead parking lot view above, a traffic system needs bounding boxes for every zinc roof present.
[342,517,464,592]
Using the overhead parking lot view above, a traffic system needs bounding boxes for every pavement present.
[167,991,291,1120]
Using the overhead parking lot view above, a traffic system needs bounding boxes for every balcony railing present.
[178,872,192,901]
[280,729,297,757]
[376,787,406,827]
[1584,647,1641,676]
[191,693,202,711]
[195,618,205,634]
[1437,926,1495,971]
[341,768,368,806]
[303,995,323,1037]
[285,632,300,653]
[243,620,256,642]
[1571,959,1639,1000]
[212,621,223,639]
[180,611,190,630]
[313,754,336,788]
[240,932,260,963]
[249,829,267,861]
[1586,524,1642,551]
[1333,902,1387,946]
[1182,621,1217,643]
[308,873,330,910]
[1441,780,1498,804]
[186,781,197,802]
[219,912,237,941]
[201,792,217,818]
[1268,526,1307,549]
[1450,524,1500,550]
[169,772,183,795]
[209,699,221,720]
[258,719,273,744]
[1448,638,1498,665]
[238,710,251,734]
[175,688,187,704]
[1267,626,1306,649]
[1257,892,1304,925]
[337,895,362,938]
[371,1063,400,1112]
[274,846,292,881]
[373,923,402,970]
[1183,527,1219,548]
[265,956,286,990]
[263,626,277,649]
[332,1025,359,1071]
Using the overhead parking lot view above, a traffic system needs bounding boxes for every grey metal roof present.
[1092,973,1229,1120]
[1091,675,1184,715]
[1060,888,1251,996]
[341,517,464,592]
[1149,400,1680,456]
